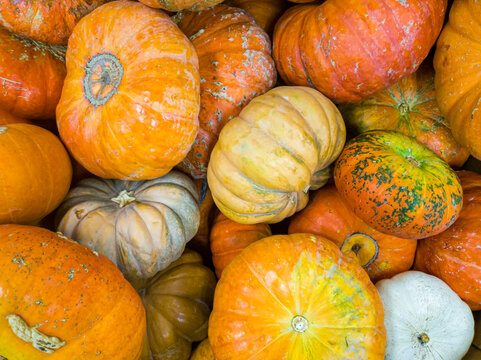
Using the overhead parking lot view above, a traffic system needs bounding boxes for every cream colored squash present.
[377,271,474,360]
[56,170,200,286]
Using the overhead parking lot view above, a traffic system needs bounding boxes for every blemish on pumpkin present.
[56,232,77,244]
[0,127,7,134]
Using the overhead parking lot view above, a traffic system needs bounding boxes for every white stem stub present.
[111,190,136,207]
[292,315,309,333]
[0,127,7,134]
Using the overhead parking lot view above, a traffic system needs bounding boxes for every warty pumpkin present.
[56,1,200,180]
[174,4,276,179]
[334,130,463,239]
[0,225,145,359]
[55,170,200,287]
[209,233,386,359]
[273,0,447,103]
[139,0,224,11]
[207,86,346,224]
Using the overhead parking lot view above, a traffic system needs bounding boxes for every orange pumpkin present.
[56,1,200,180]
[0,107,30,125]
[273,0,447,103]
[210,213,271,278]
[190,339,215,360]
[289,185,417,282]
[209,234,386,359]
[415,171,481,310]
[0,225,145,359]
[175,4,276,179]
[139,0,224,11]
[0,124,72,225]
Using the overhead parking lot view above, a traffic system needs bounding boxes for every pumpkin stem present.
[417,333,430,345]
[6,314,66,354]
[398,102,410,115]
[111,190,136,207]
[0,127,7,134]
[291,315,309,333]
[351,243,361,256]
[406,155,421,168]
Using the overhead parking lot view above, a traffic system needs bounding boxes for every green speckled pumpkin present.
[334,130,463,239]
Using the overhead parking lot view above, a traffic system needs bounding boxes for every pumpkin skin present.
[190,339,215,360]
[139,0,224,11]
[273,0,447,103]
[0,225,145,359]
[55,170,200,287]
[209,233,386,359]
[56,1,200,180]
[0,107,29,125]
[140,249,216,360]
[334,130,463,239]
[174,5,276,179]
[289,185,417,282]
[339,63,469,169]
[0,124,72,225]
[414,171,481,310]
[210,213,271,278]
[207,86,346,224]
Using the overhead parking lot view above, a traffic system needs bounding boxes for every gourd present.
[190,339,215,360]
[138,0,224,11]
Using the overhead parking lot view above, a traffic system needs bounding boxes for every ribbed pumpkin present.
[207,86,346,224]
[339,63,469,169]
[55,171,200,286]
[190,339,215,360]
[139,249,216,360]
[334,131,463,239]
[139,0,224,11]
[415,171,481,310]
[0,225,145,359]
[210,213,272,278]
[0,124,72,225]
[174,5,276,179]
[56,1,200,180]
[273,0,447,103]
[289,185,417,282]
[434,0,481,160]
[209,234,386,359]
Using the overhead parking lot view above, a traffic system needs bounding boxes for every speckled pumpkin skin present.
[139,0,224,11]
[0,225,145,360]
[209,233,386,360]
[334,130,463,239]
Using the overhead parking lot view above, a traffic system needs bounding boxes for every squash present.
[210,213,271,278]
[334,130,463,239]
[55,170,200,287]
[209,233,386,359]
[289,184,417,282]
[0,124,72,225]
[273,0,447,103]
[0,107,30,125]
[56,1,200,180]
[190,339,215,360]
[174,4,276,179]
[207,86,346,224]
[414,170,481,310]
[138,0,224,11]
[0,225,145,359]
[463,312,481,360]
[339,63,469,169]
[376,271,474,360]
[139,249,216,360]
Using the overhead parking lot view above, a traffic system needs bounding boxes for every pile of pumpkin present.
[1,0,481,359]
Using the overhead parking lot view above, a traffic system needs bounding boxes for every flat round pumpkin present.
[209,233,386,359]
[56,1,200,180]
[139,0,224,11]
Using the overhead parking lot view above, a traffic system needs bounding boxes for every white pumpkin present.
[376,271,474,360]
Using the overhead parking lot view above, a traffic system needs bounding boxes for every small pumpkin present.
[139,0,224,11]
[139,249,216,360]
[334,130,463,239]
[0,225,145,359]
[289,184,417,282]
[376,271,474,360]
[207,86,346,224]
[190,339,215,360]
[55,170,200,286]
[210,213,271,278]
[56,1,200,180]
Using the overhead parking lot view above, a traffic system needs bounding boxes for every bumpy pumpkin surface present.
[273,0,447,103]
[0,225,146,360]
[140,249,216,360]
[56,171,200,286]
[415,171,481,310]
[289,185,417,282]
[175,5,276,178]
[207,86,346,224]
[339,64,469,168]
[209,234,386,359]
[139,0,224,11]
[56,1,200,180]
[334,130,463,239]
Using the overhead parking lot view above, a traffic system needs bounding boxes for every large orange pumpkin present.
[139,0,224,11]
[0,107,30,125]
[0,124,72,225]
[415,171,481,310]
[56,1,200,180]
[0,225,145,359]
[174,4,276,179]
[209,234,386,359]
[273,0,447,103]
